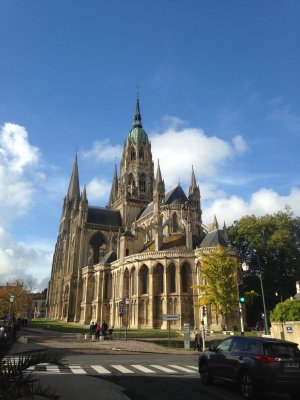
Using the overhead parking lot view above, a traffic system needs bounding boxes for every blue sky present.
[0,0,299,290]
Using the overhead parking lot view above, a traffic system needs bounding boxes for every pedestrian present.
[194,331,203,352]
[101,321,108,337]
[95,323,100,339]
[90,322,96,336]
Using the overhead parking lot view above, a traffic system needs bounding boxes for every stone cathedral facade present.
[47,99,239,331]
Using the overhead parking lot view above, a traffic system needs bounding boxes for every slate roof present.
[101,251,117,264]
[199,230,228,248]
[139,184,188,219]
[87,207,122,227]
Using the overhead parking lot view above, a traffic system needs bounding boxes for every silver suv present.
[198,336,300,399]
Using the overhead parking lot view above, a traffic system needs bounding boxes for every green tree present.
[195,245,240,328]
[228,209,300,325]
[270,299,300,322]
[0,280,32,319]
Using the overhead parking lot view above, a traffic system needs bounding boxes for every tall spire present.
[109,164,119,206]
[189,165,197,195]
[155,159,163,187]
[67,155,80,202]
[133,97,142,128]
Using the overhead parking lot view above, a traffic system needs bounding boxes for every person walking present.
[194,331,203,352]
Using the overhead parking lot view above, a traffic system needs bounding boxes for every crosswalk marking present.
[91,365,111,374]
[46,365,60,373]
[69,365,87,374]
[150,365,178,373]
[168,365,196,373]
[14,362,199,376]
[186,365,198,371]
[131,364,156,373]
[111,365,135,373]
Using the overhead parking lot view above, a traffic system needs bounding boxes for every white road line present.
[131,364,156,373]
[69,365,87,374]
[91,365,111,374]
[46,365,60,373]
[186,365,198,371]
[111,365,135,373]
[168,365,196,373]
[150,365,178,373]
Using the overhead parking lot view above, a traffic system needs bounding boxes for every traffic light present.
[238,284,246,303]
[202,305,207,316]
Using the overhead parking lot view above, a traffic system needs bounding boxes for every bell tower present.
[110,98,154,228]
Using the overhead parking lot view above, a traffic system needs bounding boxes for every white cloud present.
[86,178,112,204]
[0,227,52,290]
[0,123,41,227]
[203,187,300,227]
[0,123,51,290]
[0,123,40,172]
[81,139,122,163]
[150,122,247,187]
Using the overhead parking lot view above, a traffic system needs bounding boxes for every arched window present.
[139,173,146,193]
[125,248,129,256]
[172,213,178,233]
[168,263,176,293]
[128,173,135,187]
[131,268,137,295]
[139,147,144,160]
[140,265,148,294]
[89,233,105,265]
[181,263,190,292]
[154,264,164,294]
[131,147,136,160]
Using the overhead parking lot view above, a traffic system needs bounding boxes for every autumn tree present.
[228,209,300,325]
[195,245,240,329]
[0,279,32,319]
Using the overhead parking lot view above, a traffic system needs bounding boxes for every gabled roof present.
[101,251,117,264]
[138,184,188,219]
[87,207,122,227]
[199,230,228,248]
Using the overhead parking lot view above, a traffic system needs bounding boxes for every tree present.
[228,209,300,325]
[0,280,32,319]
[270,299,300,322]
[195,245,240,328]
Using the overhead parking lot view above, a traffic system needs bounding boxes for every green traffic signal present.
[238,284,246,303]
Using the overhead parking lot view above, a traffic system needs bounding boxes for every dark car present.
[198,335,300,399]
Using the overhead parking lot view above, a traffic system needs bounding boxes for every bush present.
[270,299,300,322]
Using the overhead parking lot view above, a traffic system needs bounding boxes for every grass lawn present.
[30,319,182,338]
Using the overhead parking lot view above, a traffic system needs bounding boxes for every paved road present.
[8,329,291,400]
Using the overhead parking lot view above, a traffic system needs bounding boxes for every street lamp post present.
[8,295,15,322]
[239,262,249,335]
[254,251,269,336]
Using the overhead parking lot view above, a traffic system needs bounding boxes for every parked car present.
[198,335,300,399]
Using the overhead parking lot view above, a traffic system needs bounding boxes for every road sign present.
[163,314,180,321]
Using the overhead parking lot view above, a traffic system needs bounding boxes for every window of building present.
[141,266,148,294]
[139,147,144,160]
[169,263,176,293]
[172,213,178,233]
[139,173,146,193]
[131,147,136,160]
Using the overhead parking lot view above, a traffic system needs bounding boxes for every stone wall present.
[270,321,300,346]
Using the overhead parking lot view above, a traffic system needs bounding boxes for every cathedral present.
[46,99,239,331]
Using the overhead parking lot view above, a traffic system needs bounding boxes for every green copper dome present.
[126,98,149,144]
[127,127,148,144]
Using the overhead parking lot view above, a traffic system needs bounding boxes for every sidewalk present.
[9,327,215,355]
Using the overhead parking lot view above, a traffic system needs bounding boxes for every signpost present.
[119,301,124,339]
[183,323,190,350]
[125,298,130,341]
[163,314,180,346]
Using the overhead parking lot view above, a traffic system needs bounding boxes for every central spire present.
[133,98,142,128]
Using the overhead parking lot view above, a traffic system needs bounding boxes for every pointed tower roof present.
[81,185,87,202]
[127,98,148,145]
[155,159,163,186]
[189,165,198,195]
[109,164,119,205]
[67,155,80,201]
[133,98,142,128]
